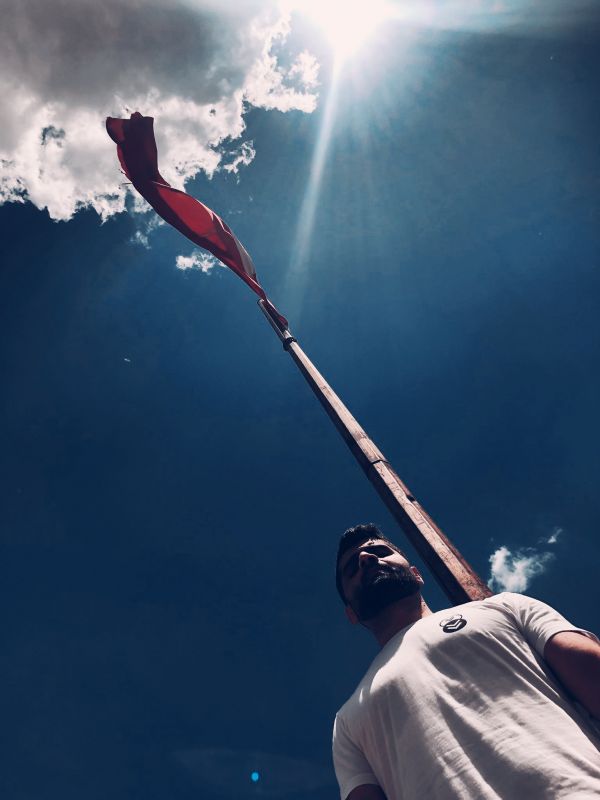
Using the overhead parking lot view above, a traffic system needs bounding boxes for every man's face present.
[339,538,422,622]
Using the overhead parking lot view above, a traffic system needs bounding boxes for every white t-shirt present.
[333,592,600,799]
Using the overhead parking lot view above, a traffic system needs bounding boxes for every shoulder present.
[479,591,535,609]
[478,591,567,621]
[478,592,590,656]
[426,594,540,641]
[489,591,541,606]
[469,591,552,620]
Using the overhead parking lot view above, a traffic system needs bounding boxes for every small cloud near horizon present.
[488,527,563,592]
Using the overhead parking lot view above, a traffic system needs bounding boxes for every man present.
[332,523,600,800]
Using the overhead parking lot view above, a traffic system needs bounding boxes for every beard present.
[352,563,421,622]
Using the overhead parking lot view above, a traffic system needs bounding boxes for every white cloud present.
[223,141,257,175]
[488,546,554,593]
[546,526,562,545]
[131,215,165,249]
[488,527,563,592]
[175,251,220,273]
[242,22,319,112]
[288,50,320,90]
[0,0,319,222]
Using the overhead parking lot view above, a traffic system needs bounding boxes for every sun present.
[295,0,392,60]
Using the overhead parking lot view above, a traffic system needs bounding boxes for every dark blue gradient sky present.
[1,10,599,799]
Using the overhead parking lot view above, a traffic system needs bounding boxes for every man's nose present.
[358,551,378,570]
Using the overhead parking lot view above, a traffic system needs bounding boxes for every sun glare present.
[297,0,391,60]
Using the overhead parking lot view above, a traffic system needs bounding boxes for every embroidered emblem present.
[440,613,467,633]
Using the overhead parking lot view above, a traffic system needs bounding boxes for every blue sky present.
[1,2,600,797]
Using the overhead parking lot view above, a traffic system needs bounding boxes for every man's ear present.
[345,604,359,625]
[410,565,424,586]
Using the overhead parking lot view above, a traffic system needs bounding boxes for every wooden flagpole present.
[258,300,491,605]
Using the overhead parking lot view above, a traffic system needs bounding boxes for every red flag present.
[106,112,287,328]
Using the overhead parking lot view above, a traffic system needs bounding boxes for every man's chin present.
[355,580,421,621]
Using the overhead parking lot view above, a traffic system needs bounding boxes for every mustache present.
[360,562,399,585]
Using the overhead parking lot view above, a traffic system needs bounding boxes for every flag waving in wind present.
[106,112,287,328]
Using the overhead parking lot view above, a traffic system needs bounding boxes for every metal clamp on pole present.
[258,299,296,349]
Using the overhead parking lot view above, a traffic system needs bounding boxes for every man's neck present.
[366,594,432,647]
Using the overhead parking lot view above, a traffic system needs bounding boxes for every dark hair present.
[335,523,406,604]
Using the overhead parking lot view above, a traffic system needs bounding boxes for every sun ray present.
[282,61,343,319]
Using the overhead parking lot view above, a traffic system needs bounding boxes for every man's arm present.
[544,631,600,718]
[347,786,387,800]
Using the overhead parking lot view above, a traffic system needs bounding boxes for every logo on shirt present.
[440,614,467,633]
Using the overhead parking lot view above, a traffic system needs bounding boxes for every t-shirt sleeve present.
[332,713,381,800]
[498,592,598,657]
